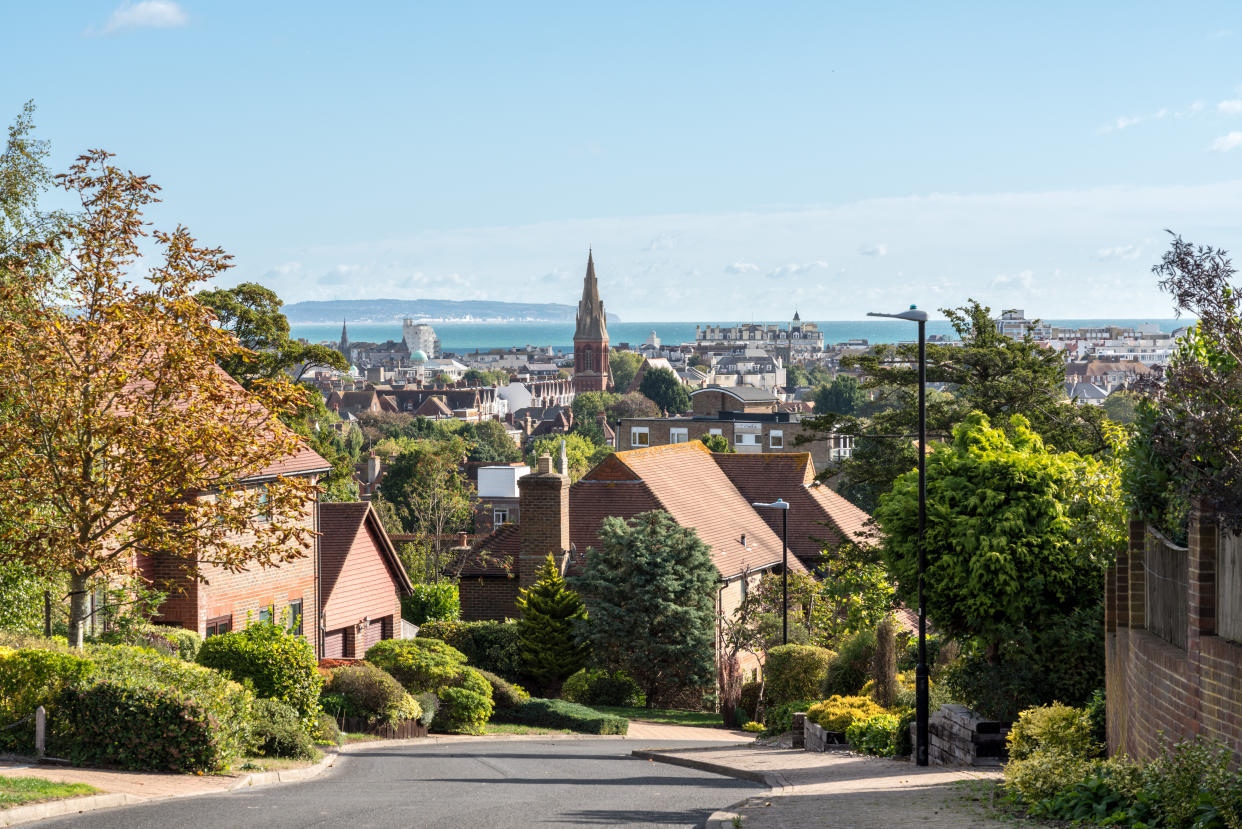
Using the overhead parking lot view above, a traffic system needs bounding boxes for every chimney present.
[518,453,569,586]
[365,454,381,484]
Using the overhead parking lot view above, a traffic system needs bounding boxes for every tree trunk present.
[67,572,89,648]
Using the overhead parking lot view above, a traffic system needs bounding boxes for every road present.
[34,738,762,829]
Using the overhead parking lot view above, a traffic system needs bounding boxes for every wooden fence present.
[1144,528,1188,650]
[1219,530,1242,644]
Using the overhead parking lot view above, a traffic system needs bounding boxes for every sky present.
[6,1,1242,321]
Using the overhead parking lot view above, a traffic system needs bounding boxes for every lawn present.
[590,706,725,728]
[484,723,574,736]
[0,776,97,810]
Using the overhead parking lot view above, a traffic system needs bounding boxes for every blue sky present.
[6,1,1242,320]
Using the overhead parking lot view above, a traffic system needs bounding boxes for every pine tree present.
[516,555,591,694]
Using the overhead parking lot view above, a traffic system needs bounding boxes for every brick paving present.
[0,760,239,799]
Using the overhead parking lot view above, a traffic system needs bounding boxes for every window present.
[258,605,273,624]
[770,430,784,449]
[709,428,723,437]
[631,427,649,447]
[206,616,232,637]
[736,433,759,446]
[255,485,271,523]
[670,427,688,444]
[493,508,509,525]
[287,600,303,636]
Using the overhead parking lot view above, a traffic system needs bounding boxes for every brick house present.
[319,501,414,658]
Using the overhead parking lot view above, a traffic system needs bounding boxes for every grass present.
[483,723,575,736]
[0,776,98,810]
[590,705,725,728]
[235,750,323,773]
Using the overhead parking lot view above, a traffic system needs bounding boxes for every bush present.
[414,691,438,728]
[418,620,522,681]
[1007,702,1101,762]
[196,623,322,729]
[742,721,764,733]
[98,623,201,660]
[737,680,763,721]
[762,699,816,737]
[807,695,887,732]
[365,638,467,692]
[313,711,342,746]
[821,629,876,697]
[324,662,422,728]
[251,699,317,759]
[765,645,835,705]
[0,648,95,752]
[845,713,903,757]
[477,669,530,711]
[561,668,644,707]
[436,667,494,734]
[402,583,460,625]
[498,698,628,735]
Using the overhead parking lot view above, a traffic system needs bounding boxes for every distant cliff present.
[283,298,620,324]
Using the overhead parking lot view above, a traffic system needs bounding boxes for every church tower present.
[573,250,611,393]
[338,319,350,362]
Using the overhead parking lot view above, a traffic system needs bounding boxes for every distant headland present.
[282,298,621,325]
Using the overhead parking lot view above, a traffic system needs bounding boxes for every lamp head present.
[867,307,929,323]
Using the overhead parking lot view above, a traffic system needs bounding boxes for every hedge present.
[251,698,318,759]
[323,663,422,728]
[561,668,643,707]
[0,647,95,753]
[765,645,835,705]
[495,698,628,735]
[197,623,322,729]
[402,583,460,625]
[436,667,494,734]
[418,620,522,681]
[98,623,201,660]
[365,639,493,733]
[476,668,530,712]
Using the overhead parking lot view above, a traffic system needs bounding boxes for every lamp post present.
[751,498,790,644]
[867,305,930,767]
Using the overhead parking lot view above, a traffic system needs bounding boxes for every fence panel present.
[1145,529,1188,650]
[1219,531,1242,644]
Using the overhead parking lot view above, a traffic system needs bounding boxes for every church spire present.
[338,318,350,357]
[574,249,607,341]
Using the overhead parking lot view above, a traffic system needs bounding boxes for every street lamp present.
[751,498,790,645]
[867,305,930,767]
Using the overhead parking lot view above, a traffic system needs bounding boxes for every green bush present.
[0,647,95,752]
[806,695,887,732]
[251,699,317,759]
[324,663,422,728]
[765,645,834,705]
[1007,702,1101,762]
[436,667,494,734]
[414,691,438,728]
[561,668,644,707]
[761,699,816,737]
[98,623,201,660]
[497,698,628,735]
[313,711,342,746]
[402,583,461,625]
[737,680,763,721]
[477,669,530,711]
[845,713,903,757]
[418,620,522,681]
[196,623,322,730]
[821,629,876,697]
[365,638,467,692]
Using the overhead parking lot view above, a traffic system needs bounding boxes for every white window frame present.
[669,427,689,444]
[631,426,650,447]
[708,428,723,437]
[736,433,759,446]
[769,430,784,449]
[493,508,509,525]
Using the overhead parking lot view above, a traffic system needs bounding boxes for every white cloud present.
[1219,100,1242,115]
[857,242,887,257]
[94,1,188,35]
[1096,244,1143,261]
[990,270,1035,292]
[725,262,760,274]
[765,261,828,280]
[1211,132,1242,152]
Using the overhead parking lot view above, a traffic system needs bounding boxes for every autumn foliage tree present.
[0,151,317,646]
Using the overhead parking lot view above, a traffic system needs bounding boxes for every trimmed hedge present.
[0,647,95,753]
[437,667,494,734]
[365,639,493,734]
[197,623,322,729]
[402,583,460,625]
[251,699,318,759]
[323,662,422,728]
[98,623,201,660]
[765,645,835,705]
[497,698,628,735]
[417,620,522,681]
[561,668,643,707]
[477,669,530,712]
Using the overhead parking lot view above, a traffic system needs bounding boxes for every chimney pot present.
[536,453,553,474]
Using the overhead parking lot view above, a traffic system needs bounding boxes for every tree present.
[700,434,733,453]
[526,432,611,481]
[459,419,521,463]
[196,282,347,385]
[1,102,66,274]
[786,364,810,388]
[571,390,620,425]
[515,555,591,695]
[463,368,510,387]
[378,438,475,582]
[609,391,660,420]
[813,375,864,415]
[282,389,359,502]
[0,151,317,646]
[609,350,644,391]
[639,367,691,414]
[1101,391,1139,425]
[574,511,718,706]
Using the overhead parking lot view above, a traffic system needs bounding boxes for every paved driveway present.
[30,738,761,829]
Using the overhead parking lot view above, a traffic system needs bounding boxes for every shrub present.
[313,711,343,746]
[436,667,494,734]
[807,695,887,732]
[0,648,95,752]
[251,699,317,759]
[402,583,460,625]
[1004,747,1097,804]
[742,721,764,733]
[765,645,834,705]
[365,638,467,692]
[99,623,200,660]
[418,620,522,681]
[516,555,590,693]
[561,668,644,707]
[845,713,903,757]
[737,680,763,721]
[477,669,530,712]
[762,699,816,737]
[414,691,438,728]
[196,623,322,729]
[498,698,628,735]
[1007,703,1100,762]
[324,663,422,728]
[821,629,876,697]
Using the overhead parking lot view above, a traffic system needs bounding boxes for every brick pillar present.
[1128,520,1146,630]
[517,453,569,587]
[1189,508,1218,642]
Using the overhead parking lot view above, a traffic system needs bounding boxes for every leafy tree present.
[379,438,475,582]
[0,561,53,631]
[526,433,611,481]
[785,364,810,387]
[1,101,67,274]
[0,151,316,646]
[515,555,590,694]
[639,367,691,414]
[873,412,1122,648]
[282,389,359,502]
[813,375,864,415]
[571,390,620,425]
[1101,391,1139,425]
[688,352,711,370]
[610,391,660,420]
[609,350,644,391]
[196,282,347,385]
[574,511,718,706]
[459,419,521,463]
[463,368,511,386]
[700,434,733,453]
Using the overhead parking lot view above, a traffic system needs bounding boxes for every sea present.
[292,319,1192,355]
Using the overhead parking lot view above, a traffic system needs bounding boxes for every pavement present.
[635,743,1017,829]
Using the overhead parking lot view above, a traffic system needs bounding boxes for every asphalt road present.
[35,738,763,829]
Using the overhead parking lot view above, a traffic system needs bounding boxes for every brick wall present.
[459,576,521,621]
[619,417,835,468]
[517,456,569,587]
[1106,514,1242,761]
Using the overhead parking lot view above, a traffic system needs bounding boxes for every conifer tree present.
[516,554,590,694]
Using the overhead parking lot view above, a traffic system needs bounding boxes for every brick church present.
[572,250,611,393]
